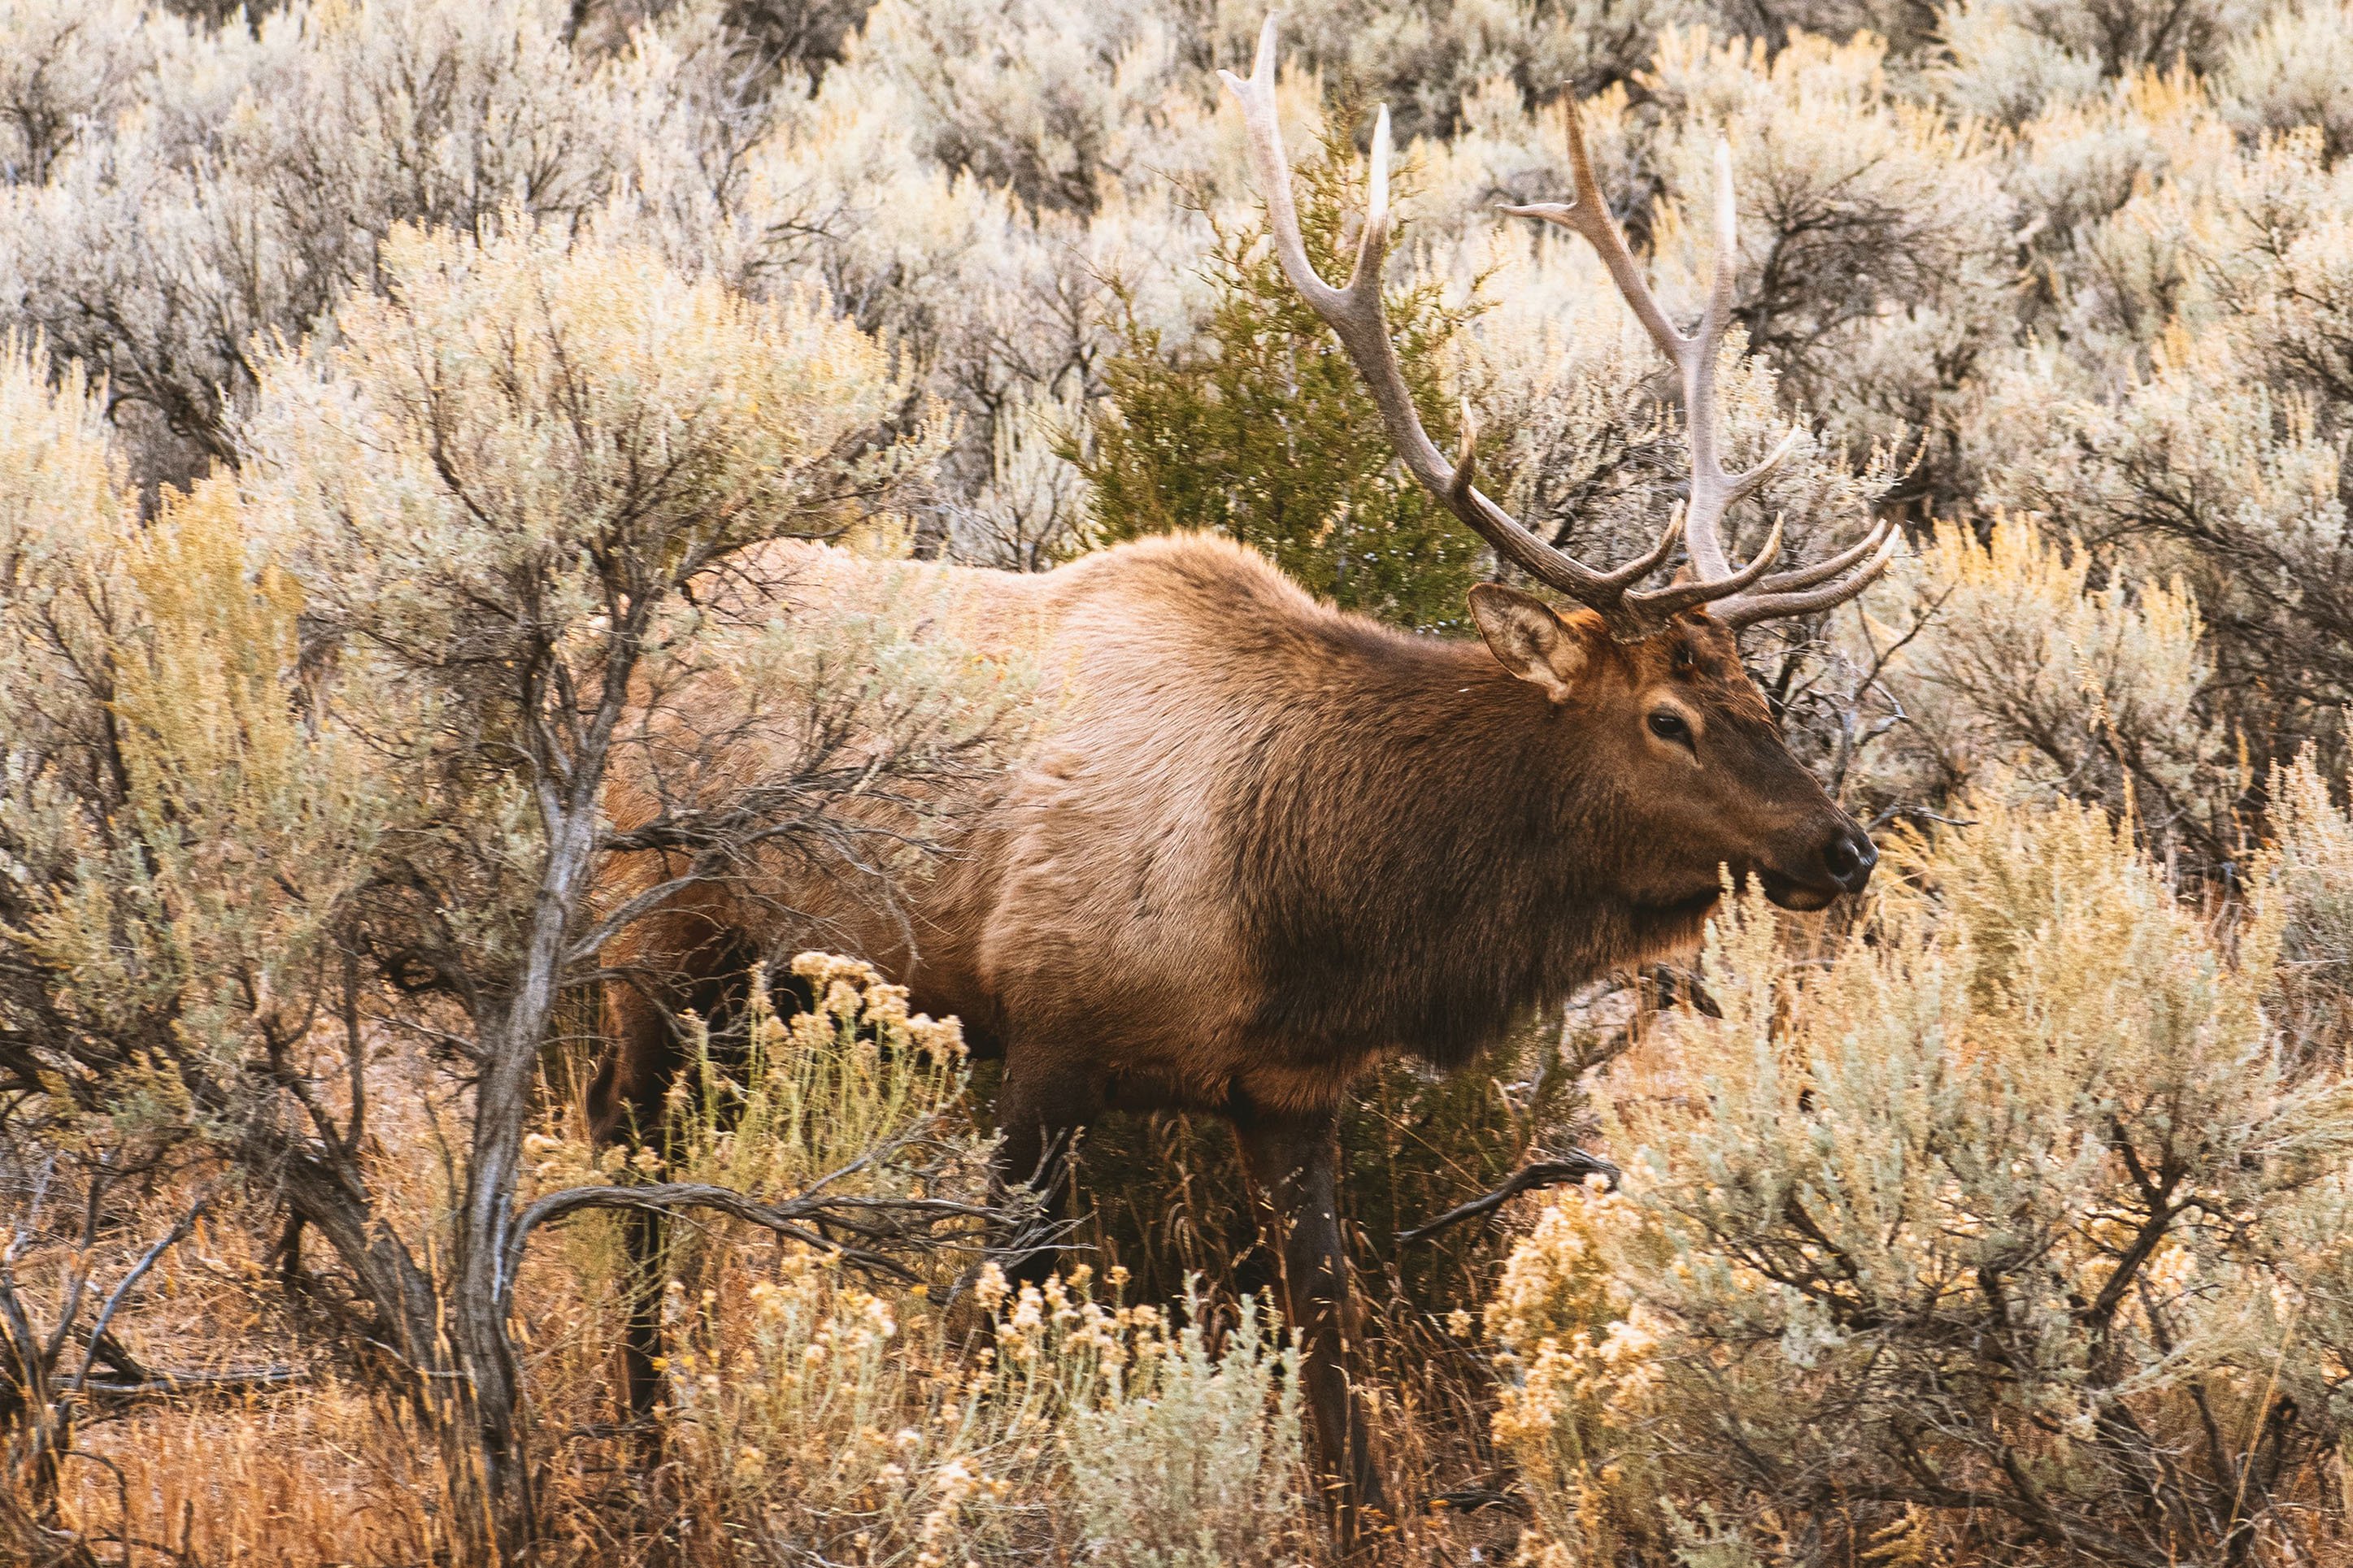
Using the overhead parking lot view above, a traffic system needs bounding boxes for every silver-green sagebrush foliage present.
[1491,793,2353,1564]
[7,0,2349,778]
[0,216,1033,1558]
[1063,1289,1306,1568]
[1,0,2352,1561]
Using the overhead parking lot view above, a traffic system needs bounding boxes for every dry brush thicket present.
[2,0,2352,1562]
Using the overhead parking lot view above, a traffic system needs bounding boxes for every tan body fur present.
[592,532,1847,1131]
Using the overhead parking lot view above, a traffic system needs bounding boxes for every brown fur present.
[594,533,1864,1132]
[585,532,1874,1527]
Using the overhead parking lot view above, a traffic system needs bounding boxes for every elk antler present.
[1218,19,1898,637]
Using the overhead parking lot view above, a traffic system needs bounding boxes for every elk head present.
[1222,20,1891,912]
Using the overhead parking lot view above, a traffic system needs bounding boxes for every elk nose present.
[1819,827,1878,893]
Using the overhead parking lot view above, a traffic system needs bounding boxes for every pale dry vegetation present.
[1,0,2351,1563]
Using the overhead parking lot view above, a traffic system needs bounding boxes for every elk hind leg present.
[1235,1107,1390,1549]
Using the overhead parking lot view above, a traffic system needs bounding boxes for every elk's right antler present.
[1218,19,1898,638]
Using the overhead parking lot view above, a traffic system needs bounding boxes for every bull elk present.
[589,17,1895,1537]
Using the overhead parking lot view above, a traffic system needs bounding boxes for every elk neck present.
[1224,614,1699,1070]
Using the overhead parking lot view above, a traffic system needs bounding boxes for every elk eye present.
[1648,710,1693,746]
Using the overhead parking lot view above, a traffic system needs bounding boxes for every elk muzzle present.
[1759,818,1878,910]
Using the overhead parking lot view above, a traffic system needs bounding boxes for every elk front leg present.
[990,1057,1091,1287]
[589,975,680,1427]
[587,912,754,1425]
[1236,1108,1390,1548]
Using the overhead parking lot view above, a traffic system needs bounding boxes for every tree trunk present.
[447,798,602,1556]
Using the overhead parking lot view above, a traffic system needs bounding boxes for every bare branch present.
[1395,1151,1620,1244]
[69,1195,206,1396]
[506,1179,1005,1288]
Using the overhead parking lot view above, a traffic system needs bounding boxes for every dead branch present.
[1395,1151,1620,1244]
[80,1366,308,1403]
[507,1179,1007,1287]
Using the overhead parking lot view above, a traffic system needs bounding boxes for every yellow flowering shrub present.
[1486,1178,1664,1562]
[527,955,1310,1564]
[668,1261,1307,1566]
[662,953,974,1200]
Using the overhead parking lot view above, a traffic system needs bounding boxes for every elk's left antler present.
[1219,18,1898,636]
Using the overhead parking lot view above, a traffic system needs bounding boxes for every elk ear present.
[1468,584,1595,702]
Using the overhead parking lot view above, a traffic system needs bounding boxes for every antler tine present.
[1216,19,1355,323]
[1629,517,1784,619]
[1499,104,1690,371]
[1720,428,1801,512]
[1748,514,1896,597]
[1598,500,1688,589]
[1701,140,1741,346]
[1716,523,1903,628]
[1222,18,1673,620]
[1677,139,1750,580]
[1506,118,1787,593]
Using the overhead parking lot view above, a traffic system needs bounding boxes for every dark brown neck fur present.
[1224,616,1706,1066]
